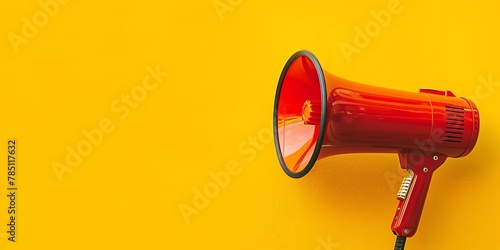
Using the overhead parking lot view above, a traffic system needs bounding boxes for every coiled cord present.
[394,236,406,250]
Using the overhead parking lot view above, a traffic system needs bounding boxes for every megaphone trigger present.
[391,152,447,238]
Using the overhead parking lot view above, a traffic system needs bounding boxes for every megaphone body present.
[273,51,480,245]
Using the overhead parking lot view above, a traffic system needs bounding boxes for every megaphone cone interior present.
[273,51,327,178]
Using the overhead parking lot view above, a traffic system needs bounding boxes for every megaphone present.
[273,50,480,249]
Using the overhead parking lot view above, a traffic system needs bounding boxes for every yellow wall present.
[1,0,499,249]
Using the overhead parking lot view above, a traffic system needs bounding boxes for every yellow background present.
[1,0,499,249]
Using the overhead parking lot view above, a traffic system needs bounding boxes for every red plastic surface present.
[274,51,481,239]
[391,153,447,237]
[276,56,323,174]
[319,71,479,158]
[275,54,480,174]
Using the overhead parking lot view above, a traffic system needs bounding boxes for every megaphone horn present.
[273,50,480,249]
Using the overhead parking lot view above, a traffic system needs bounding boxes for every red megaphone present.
[273,50,480,249]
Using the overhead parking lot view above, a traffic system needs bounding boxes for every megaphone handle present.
[391,152,447,237]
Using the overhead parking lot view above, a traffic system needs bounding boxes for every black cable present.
[394,236,406,250]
